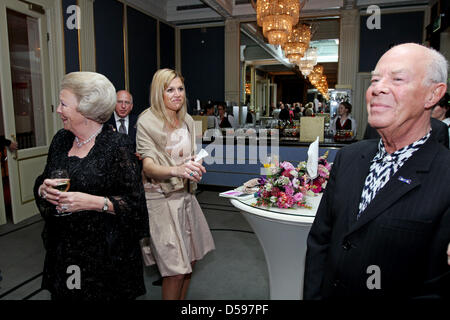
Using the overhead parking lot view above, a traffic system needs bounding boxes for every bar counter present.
[198,135,358,188]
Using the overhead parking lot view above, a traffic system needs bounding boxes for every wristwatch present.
[102,197,109,212]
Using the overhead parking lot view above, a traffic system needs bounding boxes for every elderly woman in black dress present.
[34,72,149,300]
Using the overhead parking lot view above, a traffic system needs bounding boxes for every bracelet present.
[102,196,109,212]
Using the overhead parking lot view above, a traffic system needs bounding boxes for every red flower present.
[282,170,291,178]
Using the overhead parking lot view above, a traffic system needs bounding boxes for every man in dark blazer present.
[106,90,138,146]
[304,43,450,299]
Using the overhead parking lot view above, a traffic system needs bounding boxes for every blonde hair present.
[61,72,116,123]
[150,68,187,127]
[305,102,314,109]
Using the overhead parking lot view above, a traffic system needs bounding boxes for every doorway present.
[0,0,54,225]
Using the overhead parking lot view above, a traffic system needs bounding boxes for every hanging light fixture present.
[255,0,303,46]
[308,64,323,85]
[282,23,311,64]
[298,47,318,77]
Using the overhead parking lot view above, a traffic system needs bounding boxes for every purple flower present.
[258,177,267,185]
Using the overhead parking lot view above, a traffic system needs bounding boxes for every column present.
[338,7,363,138]
[78,0,96,71]
[224,18,240,105]
[338,8,359,90]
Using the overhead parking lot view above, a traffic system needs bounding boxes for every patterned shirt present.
[357,130,431,219]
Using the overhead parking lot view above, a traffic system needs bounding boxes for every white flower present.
[270,166,280,175]
[297,161,306,170]
[292,178,300,188]
[290,170,298,177]
[270,196,277,203]
[265,183,272,192]
[276,177,289,186]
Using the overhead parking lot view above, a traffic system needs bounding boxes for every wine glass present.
[50,169,71,216]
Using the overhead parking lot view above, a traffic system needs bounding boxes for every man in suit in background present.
[106,90,138,146]
[304,43,450,299]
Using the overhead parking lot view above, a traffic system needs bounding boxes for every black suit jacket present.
[106,113,138,147]
[363,118,449,148]
[304,138,450,299]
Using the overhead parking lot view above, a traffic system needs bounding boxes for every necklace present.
[75,125,103,148]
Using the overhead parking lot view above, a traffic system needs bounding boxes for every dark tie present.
[118,119,126,134]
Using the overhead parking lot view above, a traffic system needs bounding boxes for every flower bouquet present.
[255,151,331,209]
[297,151,331,195]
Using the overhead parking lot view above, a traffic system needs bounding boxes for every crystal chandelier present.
[316,75,329,100]
[298,47,318,77]
[256,0,302,46]
[308,64,323,86]
[282,23,311,64]
[307,64,328,99]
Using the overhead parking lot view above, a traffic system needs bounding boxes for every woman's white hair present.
[61,72,116,123]
[425,46,448,85]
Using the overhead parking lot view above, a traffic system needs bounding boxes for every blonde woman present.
[137,68,215,300]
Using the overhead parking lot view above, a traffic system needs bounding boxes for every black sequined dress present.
[34,126,149,300]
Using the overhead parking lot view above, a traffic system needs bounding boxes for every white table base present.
[241,212,312,300]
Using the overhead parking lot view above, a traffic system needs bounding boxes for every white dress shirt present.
[114,112,129,134]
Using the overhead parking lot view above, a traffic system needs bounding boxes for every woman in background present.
[331,101,357,139]
[137,68,215,300]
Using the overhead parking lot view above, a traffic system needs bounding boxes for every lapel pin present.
[398,176,411,184]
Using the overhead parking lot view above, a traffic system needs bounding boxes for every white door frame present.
[0,0,64,224]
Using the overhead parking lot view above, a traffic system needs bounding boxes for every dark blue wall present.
[127,6,157,115]
[359,11,424,72]
[94,0,125,91]
[160,22,175,70]
[62,0,80,73]
[91,0,177,115]
[181,26,225,113]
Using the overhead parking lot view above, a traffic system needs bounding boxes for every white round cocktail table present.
[230,194,322,300]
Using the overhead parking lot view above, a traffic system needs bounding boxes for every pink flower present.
[293,192,304,202]
[318,165,329,178]
[286,196,294,207]
[280,161,295,171]
[284,185,294,196]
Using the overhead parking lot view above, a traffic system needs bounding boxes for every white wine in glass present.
[50,169,71,216]
[50,169,70,192]
[54,180,70,192]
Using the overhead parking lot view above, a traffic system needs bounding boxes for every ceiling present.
[125,0,429,85]
[126,0,428,25]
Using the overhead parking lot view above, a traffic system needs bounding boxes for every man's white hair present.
[425,46,448,85]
